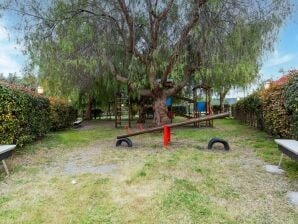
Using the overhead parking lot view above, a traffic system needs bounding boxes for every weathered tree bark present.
[152,95,171,126]
[138,88,172,126]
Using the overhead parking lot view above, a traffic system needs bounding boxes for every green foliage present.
[283,71,298,139]
[5,0,290,109]
[234,93,264,129]
[0,82,77,146]
[49,97,77,131]
[0,82,50,146]
[212,104,230,114]
[194,8,289,101]
[234,72,298,139]
[261,84,292,138]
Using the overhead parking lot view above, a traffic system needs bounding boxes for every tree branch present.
[157,0,174,21]
[145,0,175,88]
[161,0,208,84]
[100,49,128,84]
[116,0,149,65]
[165,65,196,96]
[67,9,125,40]
[147,0,174,52]
[6,7,53,22]
[165,17,207,97]
[118,0,134,52]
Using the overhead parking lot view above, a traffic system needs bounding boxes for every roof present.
[271,74,291,86]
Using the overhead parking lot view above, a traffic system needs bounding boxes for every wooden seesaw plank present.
[116,112,230,139]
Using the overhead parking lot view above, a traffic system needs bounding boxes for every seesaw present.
[116,112,230,147]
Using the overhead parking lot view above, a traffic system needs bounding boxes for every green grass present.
[0,119,297,223]
[160,178,236,223]
[19,121,121,154]
[174,118,298,179]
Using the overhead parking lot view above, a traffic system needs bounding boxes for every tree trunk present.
[219,90,229,113]
[207,88,212,114]
[137,97,146,123]
[84,96,93,120]
[219,93,225,113]
[152,94,171,126]
[219,94,225,113]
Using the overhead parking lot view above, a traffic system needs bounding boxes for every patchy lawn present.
[0,119,297,223]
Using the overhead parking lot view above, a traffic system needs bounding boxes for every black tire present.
[116,138,133,147]
[207,137,230,150]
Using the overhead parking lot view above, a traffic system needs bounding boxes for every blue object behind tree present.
[166,97,172,107]
[197,102,206,112]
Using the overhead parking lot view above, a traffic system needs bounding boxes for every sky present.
[0,12,25,76]
[0,4,298,97]
[259,11,298,81]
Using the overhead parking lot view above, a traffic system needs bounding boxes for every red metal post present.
[163,125,171,147]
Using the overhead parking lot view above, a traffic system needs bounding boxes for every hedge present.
[260,84,292,138]
[233,93,264,130]
[283,73,298,138]
[233,71,298,139]
[0,82,49,146]
[49,97,77,131]
[0,82,77,146]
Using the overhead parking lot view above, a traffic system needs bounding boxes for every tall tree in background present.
[0,0,291,125]
[196,21,266,112]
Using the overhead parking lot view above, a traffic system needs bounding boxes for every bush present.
[0,82,50,146]
[233,93,263,129]
[0,82,77,146]
[260,84,291,138]
[234,71,298,139]
[49,97,77,131]
[283,72,298,139]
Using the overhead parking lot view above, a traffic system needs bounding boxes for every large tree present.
[196,21,266,112]
[1,0,291,125]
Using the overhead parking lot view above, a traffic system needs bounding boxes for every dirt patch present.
[65,161,117,175]
[43,141,118,175]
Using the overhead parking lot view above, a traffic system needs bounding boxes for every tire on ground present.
[116,138,133,147]
[207,137,230,150]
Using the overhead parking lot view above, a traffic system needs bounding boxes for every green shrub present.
[0,82,77,146]
[49,97,77,131]
[283,71,298,139]
[234,71,297,139]
[261,84,291,138]
[233,93,263,129]
[0,82,50,146]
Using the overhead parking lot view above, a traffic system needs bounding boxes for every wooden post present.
[193,88,198,127]
[2,160,9,175]
[115,93,118,128]
[128,95,131,128]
